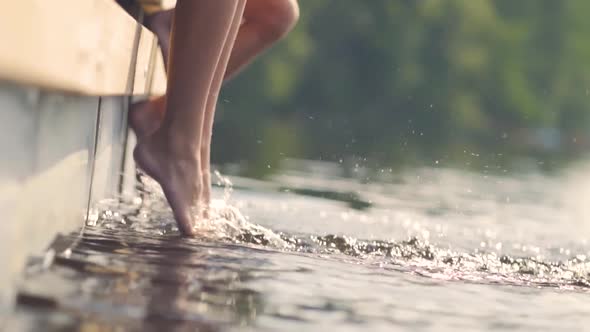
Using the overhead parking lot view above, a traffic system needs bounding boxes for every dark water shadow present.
[12,229,269,331]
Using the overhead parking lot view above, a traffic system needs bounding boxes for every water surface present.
[9,163,590,331]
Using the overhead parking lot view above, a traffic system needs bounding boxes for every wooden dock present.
[0,0,169,318]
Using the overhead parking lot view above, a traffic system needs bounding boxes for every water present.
[8,162,590,331]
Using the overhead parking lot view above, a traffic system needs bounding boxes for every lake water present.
[8,161,590,331]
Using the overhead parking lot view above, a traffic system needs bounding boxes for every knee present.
[254,0,300,42]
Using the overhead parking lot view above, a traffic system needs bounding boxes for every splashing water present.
[92,170,289,248]
[11,164,590,331]
[87,168,590,291]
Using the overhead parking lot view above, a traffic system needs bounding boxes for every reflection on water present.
[9,163,590,331]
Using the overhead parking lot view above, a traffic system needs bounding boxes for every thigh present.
[243,0,298,20]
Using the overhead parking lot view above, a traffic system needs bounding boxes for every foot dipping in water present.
[131,0,300,235]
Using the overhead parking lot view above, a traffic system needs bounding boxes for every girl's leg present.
[129,0,299,139]
[144,9,174,69]
[224,0,299,81]
[200,0,248,209]
[136,0,299,84]
[129,95,166,139]
[134,0,240,236]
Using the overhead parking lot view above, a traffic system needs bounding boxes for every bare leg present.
[225,0,299,80]
[129,95,165,139]
[134,0,242,235]
[144,9,174,69]
[129,0,299,139]
[138,0,299,82]
[201,1,248,209]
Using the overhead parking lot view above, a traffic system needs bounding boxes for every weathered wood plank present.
[0,0,166,96]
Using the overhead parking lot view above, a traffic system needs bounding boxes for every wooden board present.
[0,0,166,96]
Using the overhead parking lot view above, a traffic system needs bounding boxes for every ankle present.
[166,143,201,166]
[150,127,200,156]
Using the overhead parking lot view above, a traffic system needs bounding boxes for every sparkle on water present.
[9,162,590,331]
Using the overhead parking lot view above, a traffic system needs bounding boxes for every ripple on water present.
[10,168,590,331]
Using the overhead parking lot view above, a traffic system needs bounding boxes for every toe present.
[162,185,197,237]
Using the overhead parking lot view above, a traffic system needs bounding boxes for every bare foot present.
[129,98,165,139]
[199,142,213,219]
[130,102,215,221]
[133,133,202,236]
[201,169,212,218]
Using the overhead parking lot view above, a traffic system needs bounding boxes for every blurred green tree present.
[213,0,590,177]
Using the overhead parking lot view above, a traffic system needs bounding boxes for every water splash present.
[90,198,590,291]
[85,169,590,291]
[16,165,590,332]
[92,170,288,248]
[299,234,590,290]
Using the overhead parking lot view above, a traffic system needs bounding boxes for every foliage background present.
[212,0,590,177]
